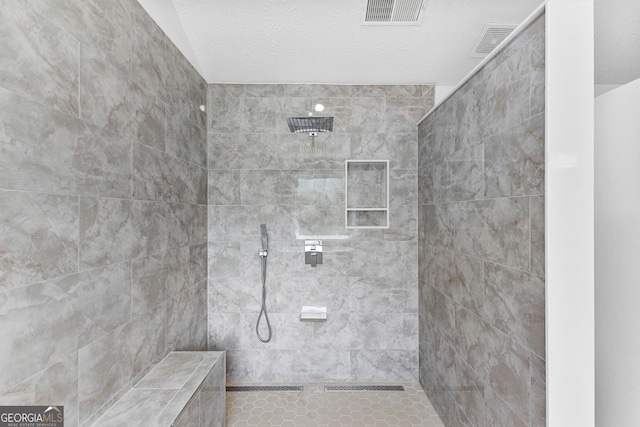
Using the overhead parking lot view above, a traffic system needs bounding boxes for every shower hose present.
[256,250,272,343]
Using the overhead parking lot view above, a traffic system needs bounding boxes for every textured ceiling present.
[171,0,541,85]
[154,0,639,86]
[595,0,640,85]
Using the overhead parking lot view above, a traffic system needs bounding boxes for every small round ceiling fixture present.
[314,104,325,112]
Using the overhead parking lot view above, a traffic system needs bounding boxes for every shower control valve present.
[304,240,323,267]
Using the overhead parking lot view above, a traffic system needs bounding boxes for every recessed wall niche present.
[345,160,389,229]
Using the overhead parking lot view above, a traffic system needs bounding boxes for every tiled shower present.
[0,0,207,425]
[0,1,546,426]
[206,83,434,383]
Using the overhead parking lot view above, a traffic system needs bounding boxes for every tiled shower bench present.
[92,351,226,427]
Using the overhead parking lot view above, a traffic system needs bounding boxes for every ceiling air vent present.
[362,0,425,25]
[469,23,518,57]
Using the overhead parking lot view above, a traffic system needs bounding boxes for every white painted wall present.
[545,0,595,426]
[595,77,640,427]
[135,0,204,78]
[434,85,456,104]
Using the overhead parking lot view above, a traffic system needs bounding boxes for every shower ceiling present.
[142,0,640,86]
[165,0,541,85]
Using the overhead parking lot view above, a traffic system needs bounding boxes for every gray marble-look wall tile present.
[132,143,163,201]
[53,262,132,348]
[208,170,241,206]
[346,241,417,282]
[165,281,206,350]
[316,96,385,134]
[451,253,485,316]
[448,143,484,202]
[127,304,166,381]
[0,353,78,427]
[282,84,350,98]
[92,388,177,427]
[131,254,167,317]
[419,160,450,205]
[208,277,263,314]
[453,357,486,427]
[244,84,278,98]
[163,41,205,128]
[277,276,349,313]
[425,203,456,249]
[189,243,207,287]
[484,114,544,198]
[390,169,418,206]
[0,1,79,116]
[241,97,279,134]
[79,198,166,270]
[130,5,166,99]
[172,393,200,427]
[208,133,278,170]
[137,101,166,152]
[350,134,394,166]
[486,331,531,424]
[530,17,545,117]
[349,277,418,313]
[241,170,300,206]
[30,0,131,75]
[80,47,164,146]
[208,205,277,242]
[277,133,351,170]
[531,195,545,277]
[160,152,192,205]
[78,326,132,424]
[207,313,275,351]
[386,97,431,134]
[351,350,417,382]
[0,90,131,198]
[223,350,279,383]
[171,315,207,352]
[189,163,208,206]
[0,282,90,393]
[0,191,78,290]
[190,204,208,246]
[484,262,545,358]
[167,108,206,167]
[531,352,546,427]
[208,242,262,279]
[207,84,244,100]
[484,387,528,427]
[270,313,315,350]
[484,45,532,138]
[208,97,243,134]
[276,349,351,382]
[208,83,422,383]
[453,82,486,152]
[165,203,195,250]
[455,198,530,271]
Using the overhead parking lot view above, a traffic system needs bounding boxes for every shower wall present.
[207,84,434,382]
[0,1,207,425]
[418,15,545,427]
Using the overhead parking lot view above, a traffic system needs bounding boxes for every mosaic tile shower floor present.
[226,382,445,427]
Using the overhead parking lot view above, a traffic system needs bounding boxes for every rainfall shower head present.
[286,116,334,135]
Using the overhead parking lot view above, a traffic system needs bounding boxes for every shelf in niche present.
[345,160,389,229]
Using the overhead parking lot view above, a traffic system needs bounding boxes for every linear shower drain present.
[226,385,304,392]
[324,385,405,392]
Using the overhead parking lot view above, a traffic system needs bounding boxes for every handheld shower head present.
[260,224,268,252]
